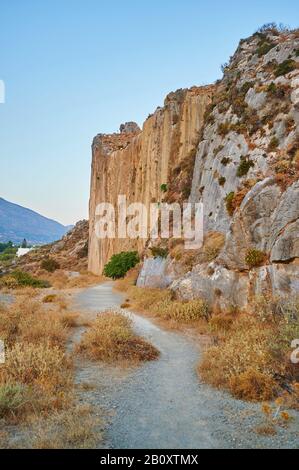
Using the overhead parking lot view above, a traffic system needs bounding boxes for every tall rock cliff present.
[89,26,299,308]
[89,86,213,274]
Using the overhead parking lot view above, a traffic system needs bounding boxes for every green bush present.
[0,383,28,419]
[237,156,254,177]
[0,245,18,265]
[103,251,140,279]
[274,60,297,77]
[149,246,169,258]
[41,257,60,273]
[9,270,50,288]
[245,249,266,268]
[160,184,168,193]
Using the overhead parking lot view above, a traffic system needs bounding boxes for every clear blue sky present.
[0,0,298,225]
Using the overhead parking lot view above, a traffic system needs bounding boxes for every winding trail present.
[73,282,299,449]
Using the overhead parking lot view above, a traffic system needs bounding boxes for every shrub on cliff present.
[149,246,169,258]
[245,248,266,268]
[237,156,254,177]
[103,251,140,279]
[274,59,297,77]
[225,192,235,216]
[41,257,60,273]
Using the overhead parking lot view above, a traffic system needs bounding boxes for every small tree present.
[21,239,27,248]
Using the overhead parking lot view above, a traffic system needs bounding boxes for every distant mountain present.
[0,197,71,245]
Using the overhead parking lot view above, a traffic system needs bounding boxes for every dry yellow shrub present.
[0,342,72,392]
[77,311,159,363]
[127,286,209,323]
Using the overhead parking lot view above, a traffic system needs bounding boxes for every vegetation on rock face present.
[225,192,235,216]
[221,157,231,166]
[274,59,297,77]
[217,121,231,137]
[224,187,251,216]
[268,137,279,152]
[256,38,275,57]
[218,176,226,186]
[103,251,139,279]
[237,156,254,177]
[160,183,168,193]
[149,246,169,258]
[76,311,159,363]
[245,248,266,268]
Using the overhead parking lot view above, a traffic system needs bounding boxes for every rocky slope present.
[89,26,299,308]
[15,220,89,273]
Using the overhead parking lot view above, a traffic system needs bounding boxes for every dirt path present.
[72,282,299,449]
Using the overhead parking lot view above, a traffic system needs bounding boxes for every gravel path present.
[73,282,299,449]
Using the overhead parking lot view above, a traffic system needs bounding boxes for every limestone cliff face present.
[89,26,299,308]
[89,86,213,274]
[171,28,299,308]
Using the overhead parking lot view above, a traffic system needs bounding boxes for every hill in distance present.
[0,197,72,245]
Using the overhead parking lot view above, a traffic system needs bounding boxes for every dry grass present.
[255,424,277,435]
[120,303,131,309]
[209,314,235,335]
[18,404,99,449]
[0,297,68,348]
[66,272,102,288]
[77,311,159,364]
[127,286,210,324]
[114,266,139,292]
[59,312,80,328]
[0,342,72,393]
[32,270,102,290]
[0,286,102,447]
[198,303,299,401]
[0,294,77,423]
[42,294,57,303]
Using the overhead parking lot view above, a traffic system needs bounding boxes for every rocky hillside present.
[89,25,299,308]
[0,197,70,244]
[16,220,89,273]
